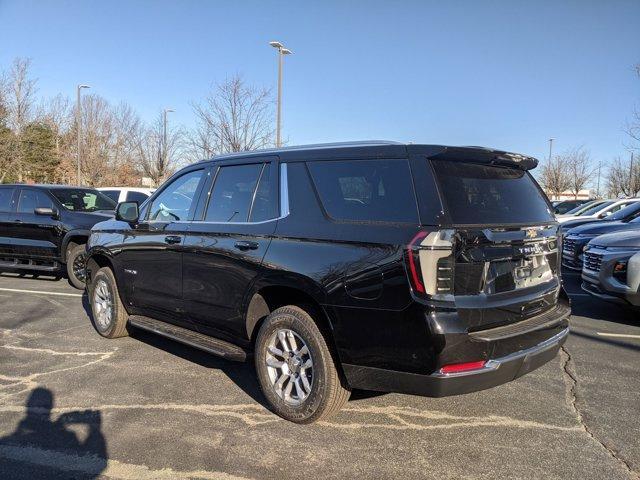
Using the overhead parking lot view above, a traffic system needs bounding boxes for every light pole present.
[163,108,174,168]
[76,84,90,185]
[548,138,554,163]
[269,41,292,147]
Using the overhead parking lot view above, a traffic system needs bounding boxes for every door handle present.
[234,240,259,251]
[164,235,182,245]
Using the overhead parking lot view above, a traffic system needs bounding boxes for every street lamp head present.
[78,84,90,89]
[281,48,292,55]
[269,41,283,49]
[164,108,175,113]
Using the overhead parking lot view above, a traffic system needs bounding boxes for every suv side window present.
[17,189,53,214]
[0,188,14,212]
[147,169,204,222]
[101,190,120,202]
[125,191,149,204]
[205,164,263,222]
[250,162,278,222]
[307,159,418,223]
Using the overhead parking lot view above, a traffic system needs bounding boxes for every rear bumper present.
[343,327,569,397]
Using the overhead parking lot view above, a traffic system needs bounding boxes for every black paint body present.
[86,143,570,397]
[0,184,113,272]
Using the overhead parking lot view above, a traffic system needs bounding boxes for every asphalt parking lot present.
[0,271,638,480]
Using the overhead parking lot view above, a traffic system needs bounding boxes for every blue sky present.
[1,0,638,166]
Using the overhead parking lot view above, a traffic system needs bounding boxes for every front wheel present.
[89,267,129,338]
[254,305,351,423]
[66,243,87,289]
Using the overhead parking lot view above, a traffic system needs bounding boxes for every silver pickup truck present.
[581,230,640,308]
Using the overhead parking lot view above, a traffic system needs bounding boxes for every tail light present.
[405,229,455,300]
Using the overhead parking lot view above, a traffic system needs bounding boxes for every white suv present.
[557,198,639,224]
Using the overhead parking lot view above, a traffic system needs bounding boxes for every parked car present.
[581,231,640,308]
[562,199,608,216]
[557,198,639,224]
[97,187,154,204]
[561,215,640,270]
[0,184,116,288]
[85,141,569,423]
[552,199,591,215]
[560,201,640,233]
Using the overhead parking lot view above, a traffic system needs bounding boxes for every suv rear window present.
[307,159,418,223]
[431,160,554,225]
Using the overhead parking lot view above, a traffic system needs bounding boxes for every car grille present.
[583,251,603,272]
[563,237,577,255]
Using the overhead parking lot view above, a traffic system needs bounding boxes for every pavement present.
[0,270,638,480]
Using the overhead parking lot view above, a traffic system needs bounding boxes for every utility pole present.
[596,160,602,198]
[76,84,90,185]
[269,41,292,147]
[631,152,635,197]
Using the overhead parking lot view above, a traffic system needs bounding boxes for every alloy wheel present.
[265,329,314,406]
[93,279,113,331]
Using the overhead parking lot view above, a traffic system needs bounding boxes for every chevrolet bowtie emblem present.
[526,228,537,239]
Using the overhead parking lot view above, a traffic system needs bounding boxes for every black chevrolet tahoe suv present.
[85,141,570,423]
[0,184,116,288]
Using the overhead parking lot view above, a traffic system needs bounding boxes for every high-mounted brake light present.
[439,361,487,374]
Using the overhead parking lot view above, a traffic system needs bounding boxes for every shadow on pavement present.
[570,296,638,325]
[0,271,64,282]
[0,387,107,479]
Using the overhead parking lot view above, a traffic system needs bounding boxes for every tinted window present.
[125,191,150,204]
[50,189,116,212]
[148,169,204,222]
[565,201,599,215]
[205,164,262,222]
[608,202,640,221]
[307,159,418,223]
[101,190,120,202]
[250,163,278,222]
[0,188,14,212]
[580,201,614,216]
[431,160,554,225]
[17,190,53,214]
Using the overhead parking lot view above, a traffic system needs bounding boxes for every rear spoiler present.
[415,146,538,171]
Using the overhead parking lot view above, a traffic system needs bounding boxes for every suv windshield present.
[608,202,640,221]
[50,188,116,212]
[579,201,614,216]
[430,160,554,225]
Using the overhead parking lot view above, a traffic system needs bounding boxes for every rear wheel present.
[66,243,87,289]
[254,305,351,423]
[89,267,129,338]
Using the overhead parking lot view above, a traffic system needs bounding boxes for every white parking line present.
[0,287,83,298]
[597,332,640,339]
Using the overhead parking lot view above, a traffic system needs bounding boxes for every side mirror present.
[115,202,139,223]
[599,211,612,218]
[34,207,59,220]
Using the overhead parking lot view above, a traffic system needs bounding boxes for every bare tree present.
[539,155,572,200]
[135,113,183,187]
[3,58,38,181]
[606,154,640,197]
[624,64,640,151]
[561,146,594,199]
[189,75,275,159]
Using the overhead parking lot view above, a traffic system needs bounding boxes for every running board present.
[128,315,248,362]
[0,258,60,272]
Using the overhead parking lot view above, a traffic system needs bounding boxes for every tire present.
[254,305,351,423]
[66,243,87,289]
[89,267,129,338]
